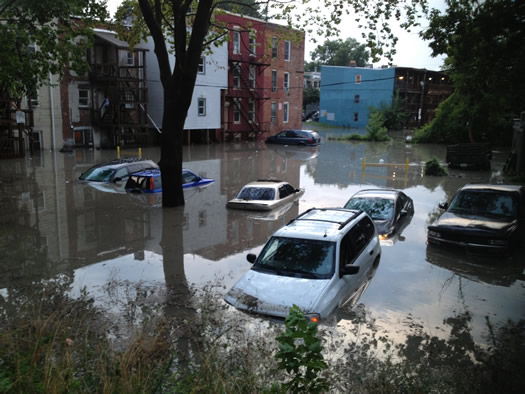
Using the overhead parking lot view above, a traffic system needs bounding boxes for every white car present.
[224,208,381,322]
[227,180,304,211]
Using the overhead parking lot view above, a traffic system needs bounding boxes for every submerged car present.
[224,208,381,322]
[427,184,524,253]
[125,168,215,193]
[79,158,159,183]
[227,180,304,211]
[344,189,414,240]
[265,129,320,146]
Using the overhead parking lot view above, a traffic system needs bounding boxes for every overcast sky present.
[106,0,446,70]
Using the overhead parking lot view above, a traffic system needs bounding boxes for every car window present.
[284,184,295,195]
[449,190,517,218]
[183,171,199,184]
[339,231,358,269]
[126,175,146,189]
[254,236,336,278]
[80,167,116,182]
[237,187,275,201]
[279,185,290,199]
[345,197,394,220]
[286,130,299,138]
[358,216,375,241]
[114,168,128,180]
[153,176,162,189]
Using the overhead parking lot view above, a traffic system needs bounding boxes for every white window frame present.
[284,40,291,61]
[248,100,255,122]
[249,33,256,56]
[198,97,206,116]
[283,72,289,93]
[127,52,134,66]
[283,102,289,123]
[271,101,277,123]
[272,70,277,92]
[198,56,206,74]
[249,65,256,89]
[124,89,134,108]
[233,30,240,54]
[78,87,90,107]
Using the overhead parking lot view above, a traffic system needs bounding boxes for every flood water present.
[1,129,524,351]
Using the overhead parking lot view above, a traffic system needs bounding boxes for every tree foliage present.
[306,37,369,71]
[303,87,320,110]
[418,0,525,143]
[0,0,108,99]
[369,89,406,130]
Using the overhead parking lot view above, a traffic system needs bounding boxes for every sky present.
[105,0,446,71]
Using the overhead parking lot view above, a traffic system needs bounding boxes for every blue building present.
[319,66,452,129]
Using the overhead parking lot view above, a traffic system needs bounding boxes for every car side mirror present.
[342,265,359,276]
[400,209,407,217]
[295,188,300,193]
[247,253,257,264]
[113,177,122,183]
[438,201,448,209]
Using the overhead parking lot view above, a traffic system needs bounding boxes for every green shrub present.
[424,158,448,176]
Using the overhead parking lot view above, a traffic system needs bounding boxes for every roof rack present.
[256,179,283,183]
[287,208,362,230]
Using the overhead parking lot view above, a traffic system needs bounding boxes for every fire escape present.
[0,98,34,158]
[88,33,151,148]
[225,52,270,141]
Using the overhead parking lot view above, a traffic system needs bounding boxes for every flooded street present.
[1,129,524,351]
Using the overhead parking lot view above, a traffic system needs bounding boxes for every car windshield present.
[237,187,275,201]
[80,167,116,182]
[183,171,200,184]
[254,236,335,279]
[345,197,394,220]
[448,190,517,218]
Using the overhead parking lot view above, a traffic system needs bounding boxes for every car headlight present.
[428,230,441,238]
[305,313,320,323]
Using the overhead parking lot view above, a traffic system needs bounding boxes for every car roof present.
[459,184,523,193]
[129,168,161,177]
[351,189,401,199]
[243,179,289,188]
[275,208,364,242]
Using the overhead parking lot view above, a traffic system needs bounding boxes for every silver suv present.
[225,208,381,322]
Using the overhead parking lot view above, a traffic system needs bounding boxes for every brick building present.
[216,13,304,141]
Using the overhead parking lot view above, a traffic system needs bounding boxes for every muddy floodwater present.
[1,129,524,351]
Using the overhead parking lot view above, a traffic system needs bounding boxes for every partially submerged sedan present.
[225,208,381,322]
[227,180,304,211]
[427,184,524,253]
[125,168,215,193]
[344,189,414,241]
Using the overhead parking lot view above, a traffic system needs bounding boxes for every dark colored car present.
[427,184,524,253]
[79,158,158,183]
[265,129,320,146]
[343,189,414,240]
[125,168,215,193]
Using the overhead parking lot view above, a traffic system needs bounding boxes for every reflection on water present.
[0,136,523,349]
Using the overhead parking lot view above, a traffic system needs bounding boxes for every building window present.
[233,63,240,88]
[272,37,278,58]
[198,56,205,74]
[233,30,240,54]
[249,65,256,88]
[199,210,206,227]
[284,40,290,61]
[127,52,134,66]
[249,33,256,56]
[283,102,289,123]
[354,94,360,103]
[354,112,359,122]
[271,101,277,123]
[198,98,206,116]
[313,81,319,88]
[249,100,255,121]
[78,87,90,107]
[272,70,277,92]
[355,74,361,84]
[27,88,39,107]
[283,72,289,93]
[233,99,241,123]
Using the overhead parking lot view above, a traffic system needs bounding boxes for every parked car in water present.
[79,158,159,183]
[125,168,215,193]
[224,208,381,322]
[265,129,320,146]
[343,189,414,241]
[427,184,524,253]
[227,180,304,211]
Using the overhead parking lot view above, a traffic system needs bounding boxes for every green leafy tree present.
[274,305,329,393]
[369,90,407,130]
[365,112,390,141]
[307,37,369,71]
[303,87,320,110]
[0,0,108,99]
[419,0,525,143]
[216,0,263,18]
[115,0,428,207]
